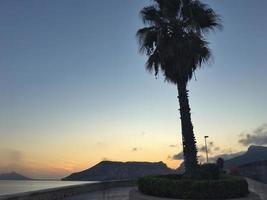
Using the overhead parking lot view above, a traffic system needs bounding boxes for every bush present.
[216,157,225,171]
[230,168,240,176]
[194,163,220,180]
[138,174,249,199]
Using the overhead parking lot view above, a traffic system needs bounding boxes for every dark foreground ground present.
[65,186,135,200]
[65,179,267,200]
[247,178,267,200]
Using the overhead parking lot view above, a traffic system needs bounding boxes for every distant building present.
[238,160,267,183]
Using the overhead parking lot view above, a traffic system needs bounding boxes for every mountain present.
[225,145,267,168]
[175,146,267,172]
[63,146,267,181]
[0,172,31,180]
[63,161,174,181]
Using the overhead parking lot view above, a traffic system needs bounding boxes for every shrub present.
[230,168,240,176]
[194,163,220,180]
[138,174,249,199]
[216,157,224,171]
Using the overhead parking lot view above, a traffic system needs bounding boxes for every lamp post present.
[204,136,209,163]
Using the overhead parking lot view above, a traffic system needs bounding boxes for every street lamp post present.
[204,136,209,163]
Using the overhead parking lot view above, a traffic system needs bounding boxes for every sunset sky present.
[0,0,267,179]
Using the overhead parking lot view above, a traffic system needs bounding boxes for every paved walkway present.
[64,187,136,200]
[65,179,267,200]
[247,179,267,200]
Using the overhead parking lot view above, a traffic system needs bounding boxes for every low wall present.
[0,180,136,200]
[129,190,261,200]
[239,160,267,184]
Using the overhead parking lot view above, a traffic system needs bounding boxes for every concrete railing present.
[0,180,136,200]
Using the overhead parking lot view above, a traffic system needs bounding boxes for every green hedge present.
[138,175,249,199]
[195,164,220,179]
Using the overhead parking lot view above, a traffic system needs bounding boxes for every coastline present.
[0,180,136,200]
[0,180,93,196]
[0,179,266,200]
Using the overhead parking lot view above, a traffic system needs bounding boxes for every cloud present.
[197,141,220,154]
[214,147,220,151]
[169,144,178,148]
[169,147,244,163]
[239,124,267,146]
[171,153,206,163]
[170,152,204,162]
[132,147,138,152]
[0,148,25,174]
[198,155,206,164]
[170,152,184,160]
[132,147,142,152]
[170,141,219,161]
[209,151,245,162]
[0,149,23,165]
[198,146,206,153]
[102,157,110,161]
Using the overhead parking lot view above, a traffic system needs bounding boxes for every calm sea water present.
[0,180,95,196]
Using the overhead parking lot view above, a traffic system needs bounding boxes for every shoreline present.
[0,180,136,200]
[0,180,95,197]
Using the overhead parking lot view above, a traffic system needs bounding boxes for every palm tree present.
[137,0,221,174]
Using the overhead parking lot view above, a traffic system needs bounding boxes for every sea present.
[0,180,95,196]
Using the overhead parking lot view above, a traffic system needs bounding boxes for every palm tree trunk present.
[177,81,198,174]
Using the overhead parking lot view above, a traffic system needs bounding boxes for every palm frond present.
[137,0,221,84]
[136,27,157,55]
[155,0,181,18]
[182,0,222,33]
[187,32,211,67]
[146,51,160,76]
[140,6,162,25]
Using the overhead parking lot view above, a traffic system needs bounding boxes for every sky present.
[0,0,267,179]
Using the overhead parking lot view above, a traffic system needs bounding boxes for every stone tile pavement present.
[246,178,267,200]
[65,179,267,200]
[64,187,136,200]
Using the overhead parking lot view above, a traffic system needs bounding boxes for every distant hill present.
[63,146,267,181]
[174,146,267,172]
[225,145,267,168]
[0,172,31,180]
[63,161,174,181]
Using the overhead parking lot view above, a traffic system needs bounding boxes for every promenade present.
[65,186,135,200]
[0,179,266,200]
[247,179,267,200]
[66,179,267,200]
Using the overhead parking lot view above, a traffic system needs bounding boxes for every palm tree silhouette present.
[137,0,221,174]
